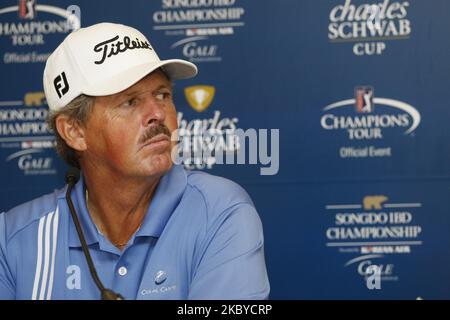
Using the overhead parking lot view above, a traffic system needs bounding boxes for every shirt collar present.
[67,172,100,248]
[66,165,187,248]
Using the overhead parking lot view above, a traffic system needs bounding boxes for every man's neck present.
[81,168,161,250]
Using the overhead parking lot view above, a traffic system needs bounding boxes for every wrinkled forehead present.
[96,69,173,104]
[117,69,172,95]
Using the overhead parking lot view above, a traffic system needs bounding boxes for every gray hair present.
[46,94,95,168]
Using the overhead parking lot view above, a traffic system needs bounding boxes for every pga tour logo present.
[18,0,36,19]
[320,86,421,140]
[355,86,374,113]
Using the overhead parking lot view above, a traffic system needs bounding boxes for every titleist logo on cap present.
[93,35,152,65]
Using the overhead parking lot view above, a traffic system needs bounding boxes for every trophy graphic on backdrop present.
[184,85,215,112]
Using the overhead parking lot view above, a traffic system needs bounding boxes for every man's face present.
[81,69,177,178]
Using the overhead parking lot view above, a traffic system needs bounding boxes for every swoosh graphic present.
[345,254,384,267]
[323,98,420,134]
[6,148,42,162]
[171,36,208,49]
[0,6,18,15]
[374,98,421,134]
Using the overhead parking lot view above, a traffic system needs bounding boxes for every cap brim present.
[82,59,197,97]
[159,59,198,80]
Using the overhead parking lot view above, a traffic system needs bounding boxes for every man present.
[0,23,270,300]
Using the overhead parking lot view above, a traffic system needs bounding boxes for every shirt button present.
[118,266,127,276]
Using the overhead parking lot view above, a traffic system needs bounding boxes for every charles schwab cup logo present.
[176,84,279,175]
[328,0,411,56]
[176,84,240,170]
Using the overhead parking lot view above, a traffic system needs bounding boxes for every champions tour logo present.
[320,86,420,141]
[0,1,80,63]
[328,0,411,56]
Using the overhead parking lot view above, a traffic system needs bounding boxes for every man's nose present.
[142,97,166,126]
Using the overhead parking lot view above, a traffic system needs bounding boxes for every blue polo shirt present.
[0,165,270,300]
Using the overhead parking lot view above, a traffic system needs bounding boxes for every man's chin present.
[143,154,173,176]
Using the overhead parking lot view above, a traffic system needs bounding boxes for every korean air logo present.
[184,85,215,112]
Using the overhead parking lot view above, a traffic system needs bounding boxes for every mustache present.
[139,124,171,145]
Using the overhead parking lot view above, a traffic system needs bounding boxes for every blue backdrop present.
[1,0,450,299]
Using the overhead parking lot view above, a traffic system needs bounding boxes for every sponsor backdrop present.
[1,0,449,299]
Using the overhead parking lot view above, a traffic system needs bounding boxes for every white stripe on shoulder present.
[38,211,55,300]
[46,206,59,300]
[31,215,46,300]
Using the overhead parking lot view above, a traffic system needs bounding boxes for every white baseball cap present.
[43,22,197,111]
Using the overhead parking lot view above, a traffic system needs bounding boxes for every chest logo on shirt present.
[66,265,81,290]
[154,270,167,285]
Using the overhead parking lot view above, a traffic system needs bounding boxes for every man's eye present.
[155,92,170,101]
[122,98,139,107]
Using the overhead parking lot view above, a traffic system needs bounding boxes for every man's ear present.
[55,115,87,151]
